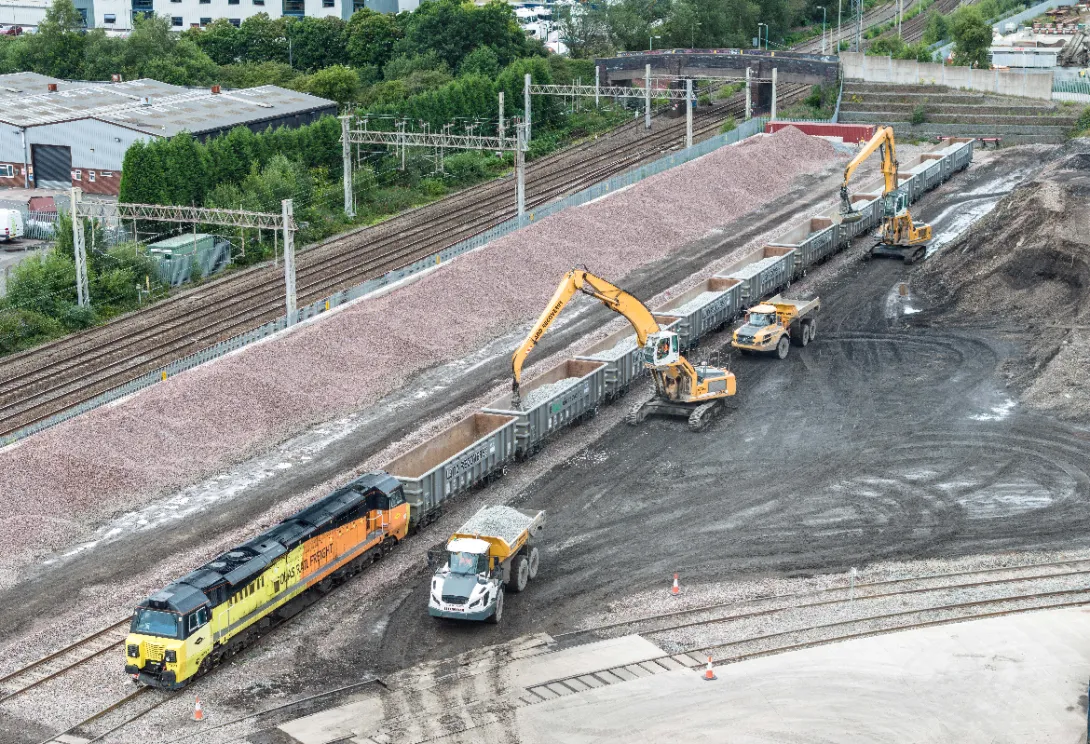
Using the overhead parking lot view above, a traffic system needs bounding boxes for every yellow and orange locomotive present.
[124,472,409,689]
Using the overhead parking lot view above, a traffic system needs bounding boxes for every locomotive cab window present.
[131,608,182,638]
[187,607,209,634]
[388,487,405,507]
[366,490,389,512]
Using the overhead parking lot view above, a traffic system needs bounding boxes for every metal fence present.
[0,115,783,448]
[23,210,58,241]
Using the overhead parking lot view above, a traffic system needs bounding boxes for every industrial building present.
[0,72,336,195]
[0,0,417,34]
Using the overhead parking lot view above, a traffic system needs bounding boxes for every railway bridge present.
[596,49,839,110]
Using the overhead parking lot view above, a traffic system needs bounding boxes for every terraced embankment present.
[839,81,1080,143]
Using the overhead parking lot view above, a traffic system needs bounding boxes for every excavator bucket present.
[838,184,864,224]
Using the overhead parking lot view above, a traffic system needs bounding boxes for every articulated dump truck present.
[428,505,545,624]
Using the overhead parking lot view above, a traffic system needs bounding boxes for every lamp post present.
[758,22,767,49]
[821,7,827,53]
[649,33,661,50]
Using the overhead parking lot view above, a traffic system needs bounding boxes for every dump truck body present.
[732,295,820,359]
[429,506,545,623]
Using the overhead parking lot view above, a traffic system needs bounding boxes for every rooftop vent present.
[211,85,221,94]
[47,83,58,92]
[111,74,123,82]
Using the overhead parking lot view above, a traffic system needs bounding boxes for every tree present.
[285,17,347,72]
[345,8,402,70]
[80,30,126,80]
[295,64,360,106]
[950,6,993,68]
[239,14,288,65]
[459,46,499,78]
[150,38,219,85]
[396,0,529,71]
[161,134,208,206]
[922,11,950,45]
[20,0,86,78]
[555,2,612,58]
[186,20,241,66]
[119,141,165,205]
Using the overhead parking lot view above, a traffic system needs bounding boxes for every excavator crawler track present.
[687,400,723,432]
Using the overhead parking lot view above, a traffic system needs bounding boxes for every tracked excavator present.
[511,268,737,432]
[839,125,932,265]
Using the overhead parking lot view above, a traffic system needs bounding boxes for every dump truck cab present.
[732,295,820,360]
[429,506,544,624]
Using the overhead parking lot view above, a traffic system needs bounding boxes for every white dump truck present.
[428,505,544,623]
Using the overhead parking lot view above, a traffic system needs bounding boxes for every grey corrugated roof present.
[0,77,335,134]
[101,86,337,136]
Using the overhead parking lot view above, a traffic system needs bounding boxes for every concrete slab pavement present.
[515,608,1090,744]
[273,607,1090,744]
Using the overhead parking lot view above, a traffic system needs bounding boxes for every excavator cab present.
[882,191,908,219]
[642,331,681,368]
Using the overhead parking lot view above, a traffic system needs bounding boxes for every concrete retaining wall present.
[840,52,1054,100]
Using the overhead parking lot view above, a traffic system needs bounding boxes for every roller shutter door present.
[31,145,72,190]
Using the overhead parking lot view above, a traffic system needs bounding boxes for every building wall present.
[0,0,51,29]
[150,0,350,29]
[0,119,151,194]
[840,52,1055,101]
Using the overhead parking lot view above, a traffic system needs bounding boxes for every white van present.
[0,209,24,242]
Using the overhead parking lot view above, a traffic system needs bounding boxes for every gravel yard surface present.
[0,127,839,576]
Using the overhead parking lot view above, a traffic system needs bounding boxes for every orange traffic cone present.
[703,656,717,681]
[670,573,681,596]
[193,696,204,722]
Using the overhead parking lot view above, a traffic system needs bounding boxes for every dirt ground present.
[0,143,1079,744]
[917,140,1090,422]
[359,146,1090,680]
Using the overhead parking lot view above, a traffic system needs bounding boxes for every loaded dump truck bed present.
[452,506,545,559]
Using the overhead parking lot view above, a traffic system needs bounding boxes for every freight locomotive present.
[125,473,408,689]
[125,136,974,690]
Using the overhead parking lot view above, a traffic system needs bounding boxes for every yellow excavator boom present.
[511,268,661,392]
[842,125,899,198]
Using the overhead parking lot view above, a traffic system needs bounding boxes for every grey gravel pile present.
[669,291,722,316]
[724,255,785,281]
[456,505,536,546]
[583,335,640,361]
[521,377,581,409]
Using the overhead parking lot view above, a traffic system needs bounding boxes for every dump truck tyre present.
[776,336,790,359]
[511,555,530,593]
[528,546,540,579]
[488,588,505,624]
[809,319,817,341]
[799,323,810,347]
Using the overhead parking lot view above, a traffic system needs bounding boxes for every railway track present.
[0,619,130,704]
[0,85,808,440]
[36,686,176,744]
[794,0,913,52]
[556,558,1090,663]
